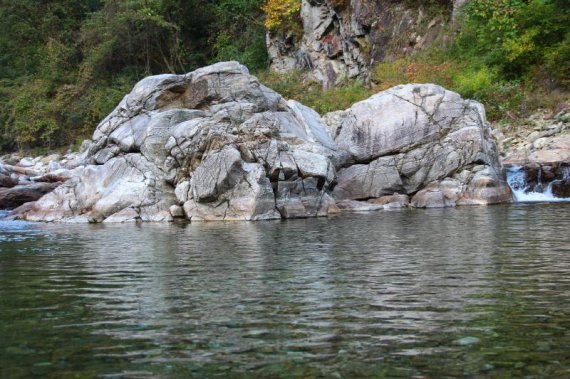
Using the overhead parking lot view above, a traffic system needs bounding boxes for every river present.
[1,204,569,378]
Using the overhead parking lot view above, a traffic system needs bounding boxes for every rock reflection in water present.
[1,204,570,378]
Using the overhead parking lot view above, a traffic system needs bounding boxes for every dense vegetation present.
[0,0,568,153]
[374,0,569,120]
[0,0,267,152]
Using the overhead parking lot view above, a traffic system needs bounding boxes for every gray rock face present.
[18,62,341,222]
[333,85,471,161]
[184,162,281,221]
[24,154,174,222]
[267,0,467,88]
[331,84,511,208]
[191,146,245,202]
[15,63,508,222]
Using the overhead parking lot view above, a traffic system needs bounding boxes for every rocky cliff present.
[268,0,467,88]
[13,62,510,222]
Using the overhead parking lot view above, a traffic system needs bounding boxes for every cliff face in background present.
[2,0,566,154]
[268,0,467,88]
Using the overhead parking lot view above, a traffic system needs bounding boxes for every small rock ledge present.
[7,62,511,223]
[501,113,570,199]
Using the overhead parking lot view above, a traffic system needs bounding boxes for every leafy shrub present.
[372,51,526,120]
[544,33,570,87]
[455,0,569,84]
[373,50,461,89]
[261,0,301,31]
[453,67,497,99]
[9,80,59,148]
[372,0,569,122]
[209,0,268,71]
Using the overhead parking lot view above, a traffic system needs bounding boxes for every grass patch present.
[257,70,374,114]
[372,48,567,122]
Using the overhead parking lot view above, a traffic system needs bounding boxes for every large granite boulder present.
[327,84,511,207]
[15,63,509,222]
[18,62,342,222]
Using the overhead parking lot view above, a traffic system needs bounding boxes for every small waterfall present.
[506,165,570,202]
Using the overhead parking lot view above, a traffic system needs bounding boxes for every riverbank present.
[2,62,514,222]
[0,152,84,210]
[1,66,569,221]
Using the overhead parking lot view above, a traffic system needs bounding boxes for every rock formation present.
[13,61,511,223]
[267,0,469,88]
[326,83,511,209]
[501,108,570,199]
[0,156,79,210]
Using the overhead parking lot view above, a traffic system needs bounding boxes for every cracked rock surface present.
[16,62,510,222]
[329,84,511,207]
[267,0,469,88]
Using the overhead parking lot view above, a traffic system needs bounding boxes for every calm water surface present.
[1,204,569,378]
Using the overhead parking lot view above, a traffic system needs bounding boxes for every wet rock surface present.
[8,62,510,222]
[552,179,570,198]
[0,182,62,209]
[501,108,570,199]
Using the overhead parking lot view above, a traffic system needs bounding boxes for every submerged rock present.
[367,194,409,208]
[14,62,510,222]
[336,200,386,212]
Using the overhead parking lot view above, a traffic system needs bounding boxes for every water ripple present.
[1,204,570,377]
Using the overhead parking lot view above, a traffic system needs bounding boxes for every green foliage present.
[453,67,498,99]
[0,0,269,152]
[261,0,301,31]
[1,0,567,151]
[9,80,58,148]
[544,32,570,87]
[372,0,569,121]
[209,0,268,71]
[79,0,207,78]
[455,0,569,84]
[372,50,526,120]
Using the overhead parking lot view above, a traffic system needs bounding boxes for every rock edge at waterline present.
[6,61,511,223]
